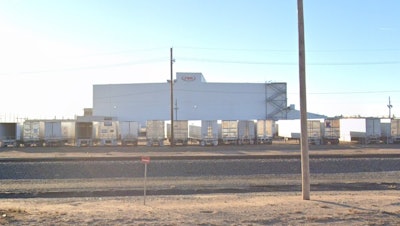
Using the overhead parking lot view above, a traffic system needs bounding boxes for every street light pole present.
[297,0,310,200]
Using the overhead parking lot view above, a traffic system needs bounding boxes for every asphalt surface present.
[1,143,400,161]
[0,158,399,179]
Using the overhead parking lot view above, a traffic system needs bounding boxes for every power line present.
[179,57,400,66]
[0,58,168,76]
[306,90,400,95]
[176,46,400,53]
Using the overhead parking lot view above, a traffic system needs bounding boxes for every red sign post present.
[141,156,150,164]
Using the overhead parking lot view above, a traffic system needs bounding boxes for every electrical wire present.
[179,57,400,66]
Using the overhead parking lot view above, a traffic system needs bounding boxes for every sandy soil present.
[1,191,399,225]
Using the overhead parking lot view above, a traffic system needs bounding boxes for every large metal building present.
[92,73,287,124]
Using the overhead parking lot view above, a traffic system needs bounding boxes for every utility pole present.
[170,47,174,147]
[297,0,310,200]
[388,96,393,119]
[174,99,178,120]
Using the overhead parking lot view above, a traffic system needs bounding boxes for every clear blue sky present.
[0,0,399,120]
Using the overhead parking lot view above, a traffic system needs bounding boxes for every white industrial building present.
[92,73,288,124]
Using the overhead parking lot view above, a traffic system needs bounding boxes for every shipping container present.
[119,121,139,145]
[146,120,165,146]
[390,118,400,143]
[238,120,256,144]
[199,120,219,146]
[340,118,381,144]
[322,118,340,144]
[256,120,274,144]
[167,120,189,145]
[220,120,238,144]
[0,122,21,147]
[75,122,93,147]
[93,120,119,146]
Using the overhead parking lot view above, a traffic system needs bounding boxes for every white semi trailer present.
[256,120,274,144]
[75,122,94,147]
[340,118,381,144]
[167,120,189,145]
[22,120,44,147]
[238,120,256,144]
[307,120,322,145]
[220,120,238,145]
[0,122,21,147]
[146,120,165,146]
[119,121,139,146]
[322,118,340,144]
[93,120,119,146]
[390,118,400,143]
[43,120,65,146]
[277,119,323,145]
[200,120,219,146]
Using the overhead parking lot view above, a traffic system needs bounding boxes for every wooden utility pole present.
[297,0,310,200]
[170,47,174,147]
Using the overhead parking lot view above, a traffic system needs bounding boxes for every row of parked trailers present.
[1,117,400,147]
[277,117,400,145]
[0,119,275,147]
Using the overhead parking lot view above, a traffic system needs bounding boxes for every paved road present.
[1,157,399,180]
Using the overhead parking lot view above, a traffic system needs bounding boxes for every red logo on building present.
[181,75,196,82]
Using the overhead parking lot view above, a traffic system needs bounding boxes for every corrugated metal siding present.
[93,74,287,125]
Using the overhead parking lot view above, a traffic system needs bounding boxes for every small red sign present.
[141,156,150,164]
[181,75,196,82]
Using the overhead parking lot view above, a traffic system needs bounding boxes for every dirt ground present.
[1,191,399,225]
